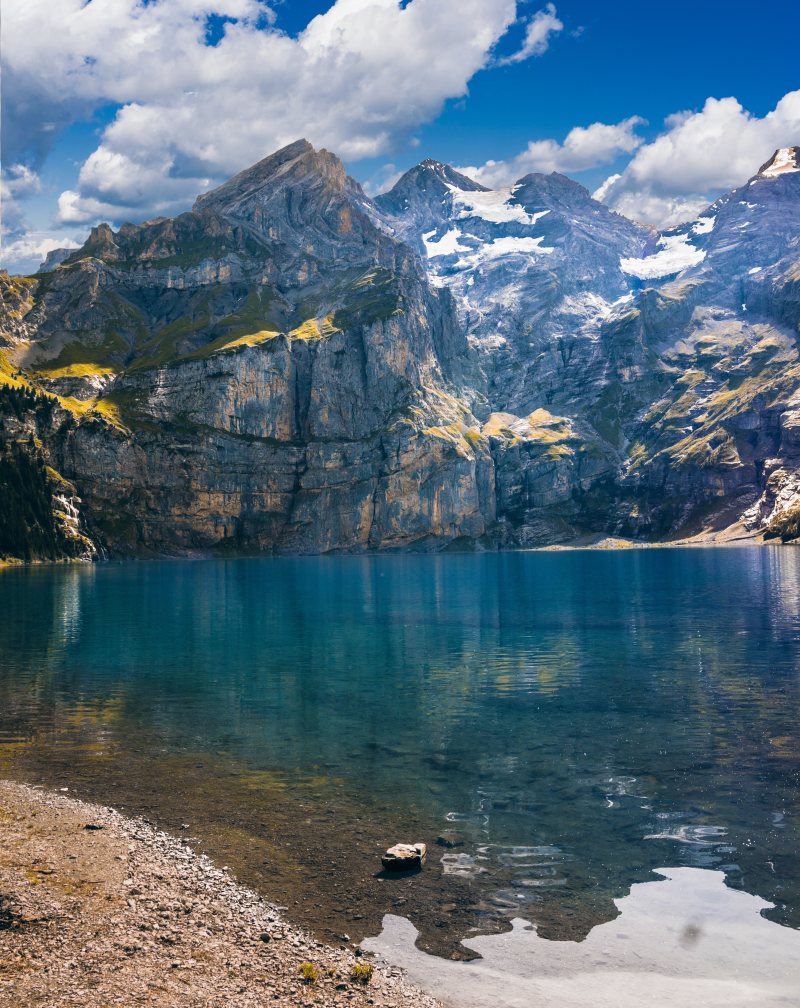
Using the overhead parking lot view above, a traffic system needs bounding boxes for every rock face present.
[0,141,494,557]
[378,145,800,544]
[1,140,799,558]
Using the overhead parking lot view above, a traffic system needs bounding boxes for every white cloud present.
[0,232,80,275]
[3,0,530,228]
[458,117,645,188]
[1,164,42,235]
[361,163,404,197]
[498,3,562,65]
[595,91,800,226]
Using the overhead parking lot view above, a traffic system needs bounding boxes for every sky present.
[2,0,799,274]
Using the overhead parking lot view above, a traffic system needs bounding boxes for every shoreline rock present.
[381,843,427,872]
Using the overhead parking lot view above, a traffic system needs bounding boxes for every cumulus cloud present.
[1,233,80,275]
[0,167,81,274]
[1,164,42,235]
[361,164,405,197]
[497,2,562,65]
[457,116,645,188]
[594,91,800,226]
[0,165,69,273]
[2,0,530,228]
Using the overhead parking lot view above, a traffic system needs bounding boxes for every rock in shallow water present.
[381,843,427,872]
[435,832,464,849]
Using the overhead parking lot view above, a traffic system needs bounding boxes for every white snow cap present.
[759,147,800,178]
[691,215,715,236]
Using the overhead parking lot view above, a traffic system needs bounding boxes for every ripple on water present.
[440,852,487,878]
[644,824,728,845]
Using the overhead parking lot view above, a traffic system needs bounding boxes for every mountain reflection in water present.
[1,547,798,947]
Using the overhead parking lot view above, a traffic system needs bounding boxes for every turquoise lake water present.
[1,546,799,941]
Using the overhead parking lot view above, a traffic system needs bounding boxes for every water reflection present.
[1,547,799,937]
[363,867,800,1008]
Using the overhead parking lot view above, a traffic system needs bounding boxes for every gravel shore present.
[0,780,441,1007]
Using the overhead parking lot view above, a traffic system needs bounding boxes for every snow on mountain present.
[454,235,555,267]
[759,146,800,178]
[422,227,469,257]
[691,215,716,235]
[620,232,706,280]
[448,186,551,226]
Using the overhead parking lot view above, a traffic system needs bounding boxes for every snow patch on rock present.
[620,233,705,280]
[455,235,554,268]
[448,186,550,227]
[422,227,469,258]
[691,215,715,236]
[760,147,800,178]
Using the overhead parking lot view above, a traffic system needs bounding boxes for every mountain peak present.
[374,160,487,226]
[511,170,602,213]
[193,139,349,216]
[383,159,487,199]
[757,146,800,178]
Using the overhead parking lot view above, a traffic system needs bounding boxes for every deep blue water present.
[1,547,799,932]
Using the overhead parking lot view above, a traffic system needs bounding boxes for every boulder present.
[381,842,426,872]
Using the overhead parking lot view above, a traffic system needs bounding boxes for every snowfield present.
[620,233,706,280]
[447,185,551,227]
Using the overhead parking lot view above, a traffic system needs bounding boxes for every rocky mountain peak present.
[757,146,800,178]
[375,160,487,221]
[373,160,489,247]
[416,158,487,191]
[37,247,74,273]
[193,139,352,219]
[511,170,600,212]
[186,139,393,260]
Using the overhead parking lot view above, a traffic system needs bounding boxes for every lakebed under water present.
[1,548,799,998]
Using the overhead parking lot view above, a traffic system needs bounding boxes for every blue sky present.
[2,0,799,273]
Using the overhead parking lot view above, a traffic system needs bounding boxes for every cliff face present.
[1,141,495,556]
[1,141,799,558]
[379,146,800,545]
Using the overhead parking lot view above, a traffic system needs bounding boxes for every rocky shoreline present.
[1,528,793,571]
[0,780,440,1007]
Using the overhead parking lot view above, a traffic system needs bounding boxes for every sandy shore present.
[0,780,440,1007]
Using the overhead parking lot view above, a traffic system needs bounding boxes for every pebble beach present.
[0,780,440,1008]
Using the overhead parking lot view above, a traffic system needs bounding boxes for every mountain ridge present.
[1,140,799,560]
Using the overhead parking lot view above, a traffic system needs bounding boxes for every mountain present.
[0,140,494,558]
[1,141,799,559]
[378,146,800,544]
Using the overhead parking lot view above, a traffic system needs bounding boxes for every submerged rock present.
[435,832,465,849]
[381,842,427,872]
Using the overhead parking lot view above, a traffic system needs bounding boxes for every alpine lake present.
[1,546,799,1002]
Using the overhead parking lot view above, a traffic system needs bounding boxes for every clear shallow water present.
[1,547,799,940]
[364,868,800,1008]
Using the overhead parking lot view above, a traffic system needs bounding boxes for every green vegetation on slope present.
[0,387,84,561]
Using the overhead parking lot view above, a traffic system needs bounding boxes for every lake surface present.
[1,547,799,967]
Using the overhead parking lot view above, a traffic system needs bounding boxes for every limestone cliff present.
[1,142,494,556]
